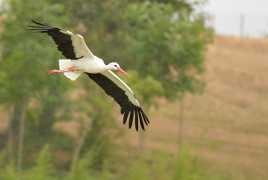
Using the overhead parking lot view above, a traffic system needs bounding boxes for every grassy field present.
[128,36,268,179]
[1,36,268,179]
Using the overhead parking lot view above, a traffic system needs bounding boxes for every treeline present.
[0,0,222,179]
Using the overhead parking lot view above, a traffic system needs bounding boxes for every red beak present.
[117,68,128,76]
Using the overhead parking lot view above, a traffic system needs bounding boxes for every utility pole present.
[177,97,185,156]
[240,14,245,38]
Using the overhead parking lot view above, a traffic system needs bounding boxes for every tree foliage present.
[0,0,73,170]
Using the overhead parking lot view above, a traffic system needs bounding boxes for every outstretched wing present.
[28,20,94,59]
[86,71,150,131]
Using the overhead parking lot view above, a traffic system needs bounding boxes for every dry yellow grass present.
[128,36,268,179]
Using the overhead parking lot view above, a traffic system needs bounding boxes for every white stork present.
[28,20,149,131]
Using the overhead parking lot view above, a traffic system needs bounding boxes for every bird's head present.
[107,62,128,76]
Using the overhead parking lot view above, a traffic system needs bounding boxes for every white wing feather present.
[71,34,94,58]
[62,30,94,58]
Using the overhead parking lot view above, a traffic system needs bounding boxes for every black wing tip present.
[27,19,58,32]
[122,106,149,132]
[31,19,45,26]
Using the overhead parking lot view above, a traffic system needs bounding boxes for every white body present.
[59,56,106,81]
[74,56,106,73]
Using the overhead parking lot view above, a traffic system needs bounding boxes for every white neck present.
[105,63,117,71]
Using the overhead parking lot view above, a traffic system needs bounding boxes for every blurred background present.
[0,0,267,179]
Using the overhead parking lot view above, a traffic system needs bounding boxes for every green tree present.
[0,0,71,170]
[122,1,212,154]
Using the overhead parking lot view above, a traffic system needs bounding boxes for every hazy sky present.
[204,0,268,37]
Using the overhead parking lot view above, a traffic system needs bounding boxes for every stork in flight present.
[28,20,149,131]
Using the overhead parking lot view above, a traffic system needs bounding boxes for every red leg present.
[48,66,78,75]
[48,69,64,74]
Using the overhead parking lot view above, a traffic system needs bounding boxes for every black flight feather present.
[28,20,78,59]
[86,73,149,131]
